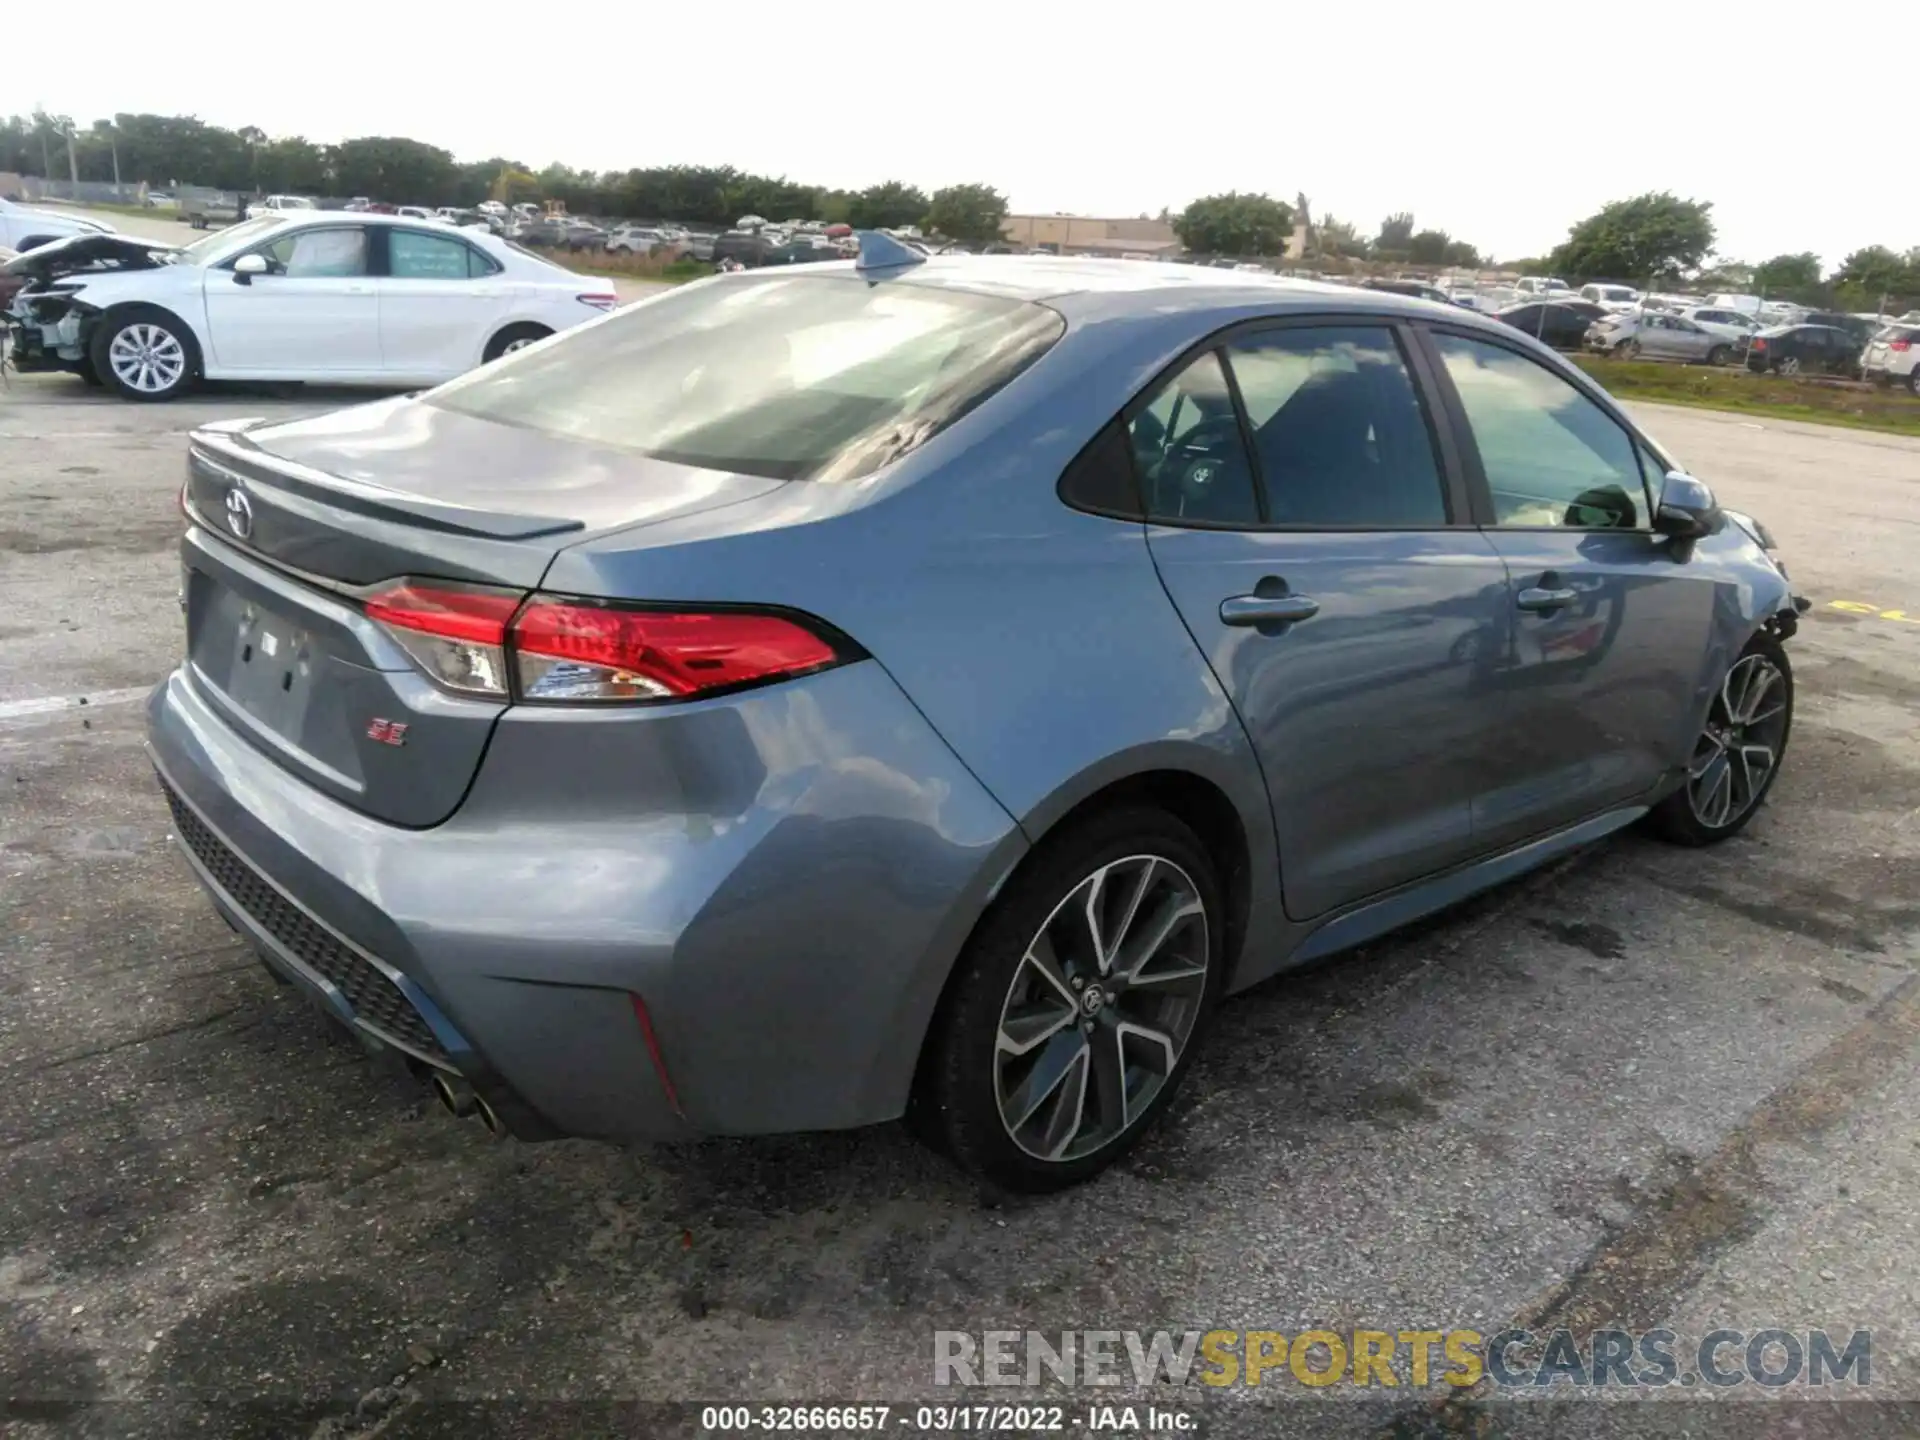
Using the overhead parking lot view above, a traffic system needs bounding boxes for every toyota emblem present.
[224,487,254,540]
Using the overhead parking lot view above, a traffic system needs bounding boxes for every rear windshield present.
[430,274,1064,481]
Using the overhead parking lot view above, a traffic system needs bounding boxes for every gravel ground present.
[3,376,1919,1439]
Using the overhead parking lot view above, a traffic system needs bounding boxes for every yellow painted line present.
[1827,601,1920,624]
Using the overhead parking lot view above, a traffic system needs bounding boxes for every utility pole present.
[108,123,121,195]
[65,121,78,185]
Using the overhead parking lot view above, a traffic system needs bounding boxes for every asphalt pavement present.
[3,373,1919,1439]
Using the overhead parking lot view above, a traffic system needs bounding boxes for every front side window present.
[431,274,1063,482]
[1434,333,1650,529]
[389,229,485,280]
[1226,326,1447,526]
[259,227,367,278]
[1127,351,1259,525]
[178,215,282,265]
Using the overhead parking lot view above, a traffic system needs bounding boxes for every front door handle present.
[1220,593,1320,627]
[1516,585,1578,612]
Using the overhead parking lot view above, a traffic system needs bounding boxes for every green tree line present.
[0,112,1014,244]
[7,114,1911,299]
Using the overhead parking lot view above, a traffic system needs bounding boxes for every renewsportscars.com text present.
[934,1328,1872,1389]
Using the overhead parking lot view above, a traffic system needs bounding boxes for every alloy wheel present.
[993,854,1209,1163]
[502,336,538,354]
[107,324,186,394]
[1688,653,1790,829]
[1780,356,1801,376]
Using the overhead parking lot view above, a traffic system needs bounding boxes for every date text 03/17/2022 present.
[697,1404,1195,1432]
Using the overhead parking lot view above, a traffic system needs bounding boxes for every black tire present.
[1646,632,1793,846]
[916,806,1225,1193]
[1623,340,1642,359]
[1706,345,1728,367]
[482,323,551,364]
[1908,371,1920,397]
[88,306,199,402]
[76,357,104,388]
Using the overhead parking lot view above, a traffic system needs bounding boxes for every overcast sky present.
[38,1,1917,267]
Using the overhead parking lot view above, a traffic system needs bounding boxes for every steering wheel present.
[1151,416,1247,516]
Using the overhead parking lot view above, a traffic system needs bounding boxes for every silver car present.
[1595,311,1736,365]
[149,243,1803,1191]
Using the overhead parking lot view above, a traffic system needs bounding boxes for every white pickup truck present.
[0,197,115,253]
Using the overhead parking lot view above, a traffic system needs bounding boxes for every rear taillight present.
[1891,339,1912,352]
[1751,338,1767,351]
[513,598,844,702]
[576,292,618,311]
[365,581,520,696]
[363,581,854,705]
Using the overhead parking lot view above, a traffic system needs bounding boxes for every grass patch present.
[564,249,710,283]
[1572,355,1920,438]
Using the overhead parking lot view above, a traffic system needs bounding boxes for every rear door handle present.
[1516,586,1578,612]
[1220,594,1320,626]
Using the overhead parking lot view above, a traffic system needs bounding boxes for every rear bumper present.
[147,659,1025,1143]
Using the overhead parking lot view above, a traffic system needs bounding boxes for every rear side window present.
[1225,326,1447,526]
[1126,351,1260,526]
[431,275,1064,482]
[389,229,489,280]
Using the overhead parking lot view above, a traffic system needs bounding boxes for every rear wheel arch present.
[906,774,1247,1187]
[1022,770,1254,978]
[482,321,551,364]
[906,766,1256,1122]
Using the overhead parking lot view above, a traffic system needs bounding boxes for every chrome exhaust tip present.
[473,1093,507,1139]
[431,1073,476,1119]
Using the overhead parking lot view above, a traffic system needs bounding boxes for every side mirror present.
[232,252,269,283]
[1654,471,1720,540]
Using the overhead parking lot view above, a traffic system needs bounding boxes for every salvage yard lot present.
[4,377,1920,1437]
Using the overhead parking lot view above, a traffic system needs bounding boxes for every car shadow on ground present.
[3,374,411,410]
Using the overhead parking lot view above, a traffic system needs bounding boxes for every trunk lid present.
[181,397,788,827]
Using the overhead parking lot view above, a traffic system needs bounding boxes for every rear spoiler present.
[190,423,584,542]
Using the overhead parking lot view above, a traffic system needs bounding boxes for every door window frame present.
[1060,311,1479,532]
[1409,321,1666,533]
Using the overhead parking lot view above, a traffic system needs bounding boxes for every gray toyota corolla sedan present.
[149,238,1804,1191]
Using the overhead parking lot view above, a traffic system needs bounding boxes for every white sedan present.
[1,211,617,401]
